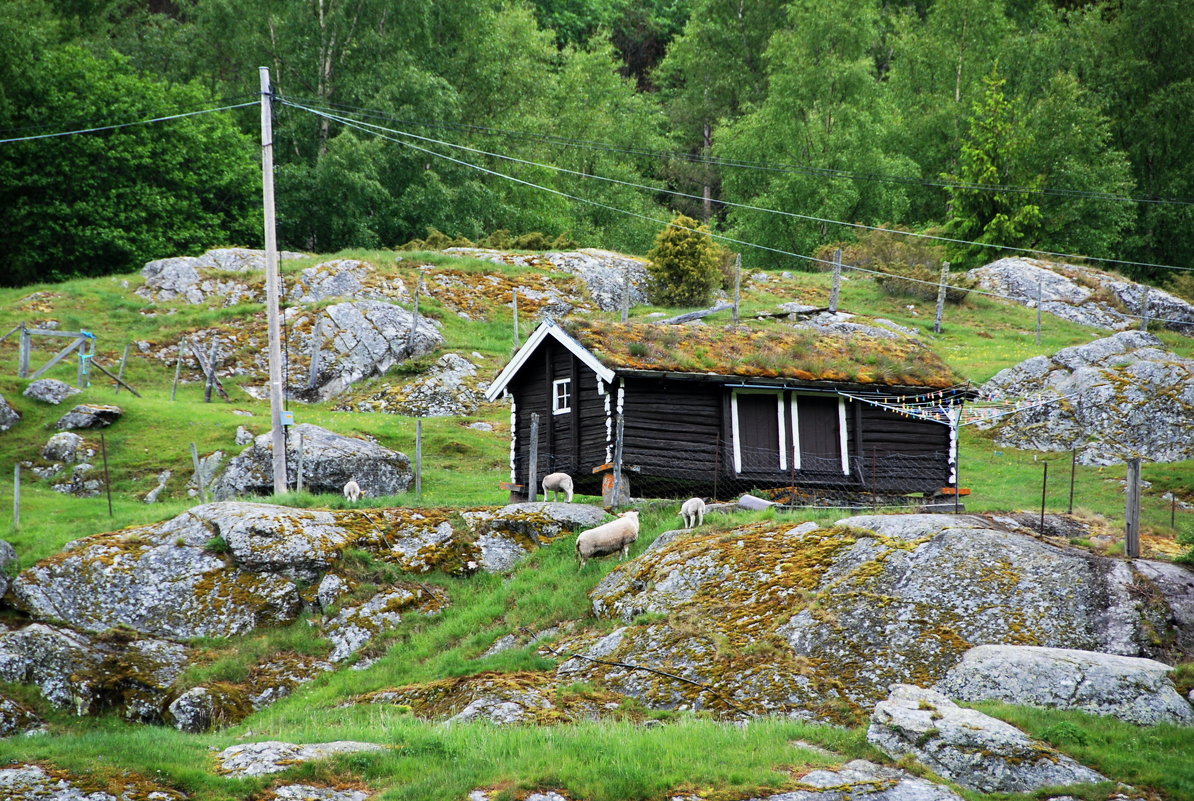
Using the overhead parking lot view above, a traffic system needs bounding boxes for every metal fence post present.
[1125,458,1141,558]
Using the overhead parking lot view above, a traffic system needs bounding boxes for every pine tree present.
[646,214,722,307]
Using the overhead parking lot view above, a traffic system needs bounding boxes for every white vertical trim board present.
[838,397,850,474]
[509,397,517,484]
[776,392,787,472]
[789,395,801,470]
[604,384,612,463]
[730,391,742,473]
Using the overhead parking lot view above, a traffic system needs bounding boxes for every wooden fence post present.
[307,319,323,390]
[611,413,625,510]
[101,431,113,516]
[732,254,742,325]
[933,261,950,334]
[204,339,218,403]
[12,464,20,531]
[296,431,304,494]
[1068,449,1077,514]
[407,270,423,356]
[512,289,520,352]
[414,417,423,499]
[18,326,30,379]
[114,343,130,395]
[1139,288,1150,331]
[829,249,843,314]
[171,342,184,401]
[621,266,630,322]
[527,413,539,503]
[1125,458,1141,558]
[1036,282,1043,346]
[190,442,207,504]
[1039,462,1048,533]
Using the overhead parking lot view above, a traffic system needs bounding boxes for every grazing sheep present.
[541,471,574,503]
[575,510,640,568]
[343,480,362,502]
[680,497,705,529]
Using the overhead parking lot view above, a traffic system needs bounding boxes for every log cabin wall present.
[620,377,724,481]
[854,401,952,492]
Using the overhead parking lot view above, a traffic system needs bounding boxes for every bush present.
[646,214,722,307]
[816,226,973,304]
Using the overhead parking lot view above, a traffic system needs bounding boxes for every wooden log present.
[88,359,142,398]
[658,302,733,325]
[189,337,231,401]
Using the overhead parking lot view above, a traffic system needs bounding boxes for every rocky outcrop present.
[0,538,15,598]
[324,584,446,662]
[0,692,41,737]
[446,248,650,312]
[935,644,1194,725]
[138,247,305,305]
[212,424,412,500]
[341,353,488,416]
[287,259,410,304]
[867,685,1107,794]
[0,623,188,721]
[968,256,1194,335]
[50,463,103,497]
[560,514,1194,722]
[761,760,965,801]
[980,331,1194,464]
[0,394,20,432]
[358,670,633,725]
[0,764,184,801]
[283,300,443,402]
[785,308,922,342]
[22,378,81,405]
[54,403,122,430]
[216,740,387,777]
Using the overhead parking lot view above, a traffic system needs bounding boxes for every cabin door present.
[791,394,848,475]
[732,391,786,473]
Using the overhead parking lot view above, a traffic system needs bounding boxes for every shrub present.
[646,214,722,307]
[815,225,973,303]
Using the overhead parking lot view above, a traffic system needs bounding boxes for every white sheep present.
[541,471,574,503]
[343,480,362,502]
[575,510,640,568]
[680,497,706,529]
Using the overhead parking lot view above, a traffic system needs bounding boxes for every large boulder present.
[558,514,1194,722]
[22,378,81,405]
[41,431,85,462]
[138,247,306,305]
[212,423,413,500]
[284,300,444,402]
[0,623,189,721]
[0,764,182,801]
[867,685,1107,794]
[935,644,1194,725]
[54,403,122,430]
[968,256,1194,335]
[10,503,314,638]
[0,692,41,737]
[324,584,445,662]
[0,394,20,432]
[980,331,1194,464]
[216,741,387,777]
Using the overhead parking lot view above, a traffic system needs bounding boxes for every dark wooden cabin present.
[485,319,972,501]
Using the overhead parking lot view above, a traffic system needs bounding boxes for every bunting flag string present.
[839,386,1085,427]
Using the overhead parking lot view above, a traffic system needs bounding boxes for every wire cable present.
[282,95,1194,208]
[286,101,1194,328]
[283,100,1194,275]
[0,102,259,144]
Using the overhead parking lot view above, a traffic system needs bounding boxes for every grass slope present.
[0,250,1192,800]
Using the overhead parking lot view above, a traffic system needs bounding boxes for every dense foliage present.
[0,0,1191,286]
[645,213,722,306]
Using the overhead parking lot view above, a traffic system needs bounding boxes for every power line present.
[285,101,1194,328]
[283,100,1194,275]
[0,102,259,144]
[281,96,1194,208]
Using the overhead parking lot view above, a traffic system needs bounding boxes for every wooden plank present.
[89,358,143,398]
[29,336,84,380]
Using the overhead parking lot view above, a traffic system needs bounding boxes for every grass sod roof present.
[565,319,965,390]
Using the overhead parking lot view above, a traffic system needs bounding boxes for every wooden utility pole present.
[1125,458,1141,558]
[260,66,287,495]
[732,254,742,324]
[528,413,539,503]
[933,261,950,335]
[829,249,843,314]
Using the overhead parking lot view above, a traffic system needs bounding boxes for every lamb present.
[575,510,640,568]
[680,497,705,529]
[343,480,362,502]
[541,471,574,503]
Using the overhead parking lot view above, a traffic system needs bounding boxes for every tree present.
[942,65,1043,265]
[646,214,721,306]
[0,44,258,286]
[716,0,915,269]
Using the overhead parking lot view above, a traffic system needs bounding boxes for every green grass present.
[2,249,1193,800]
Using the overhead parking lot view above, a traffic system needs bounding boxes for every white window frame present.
[552,378,572,415]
